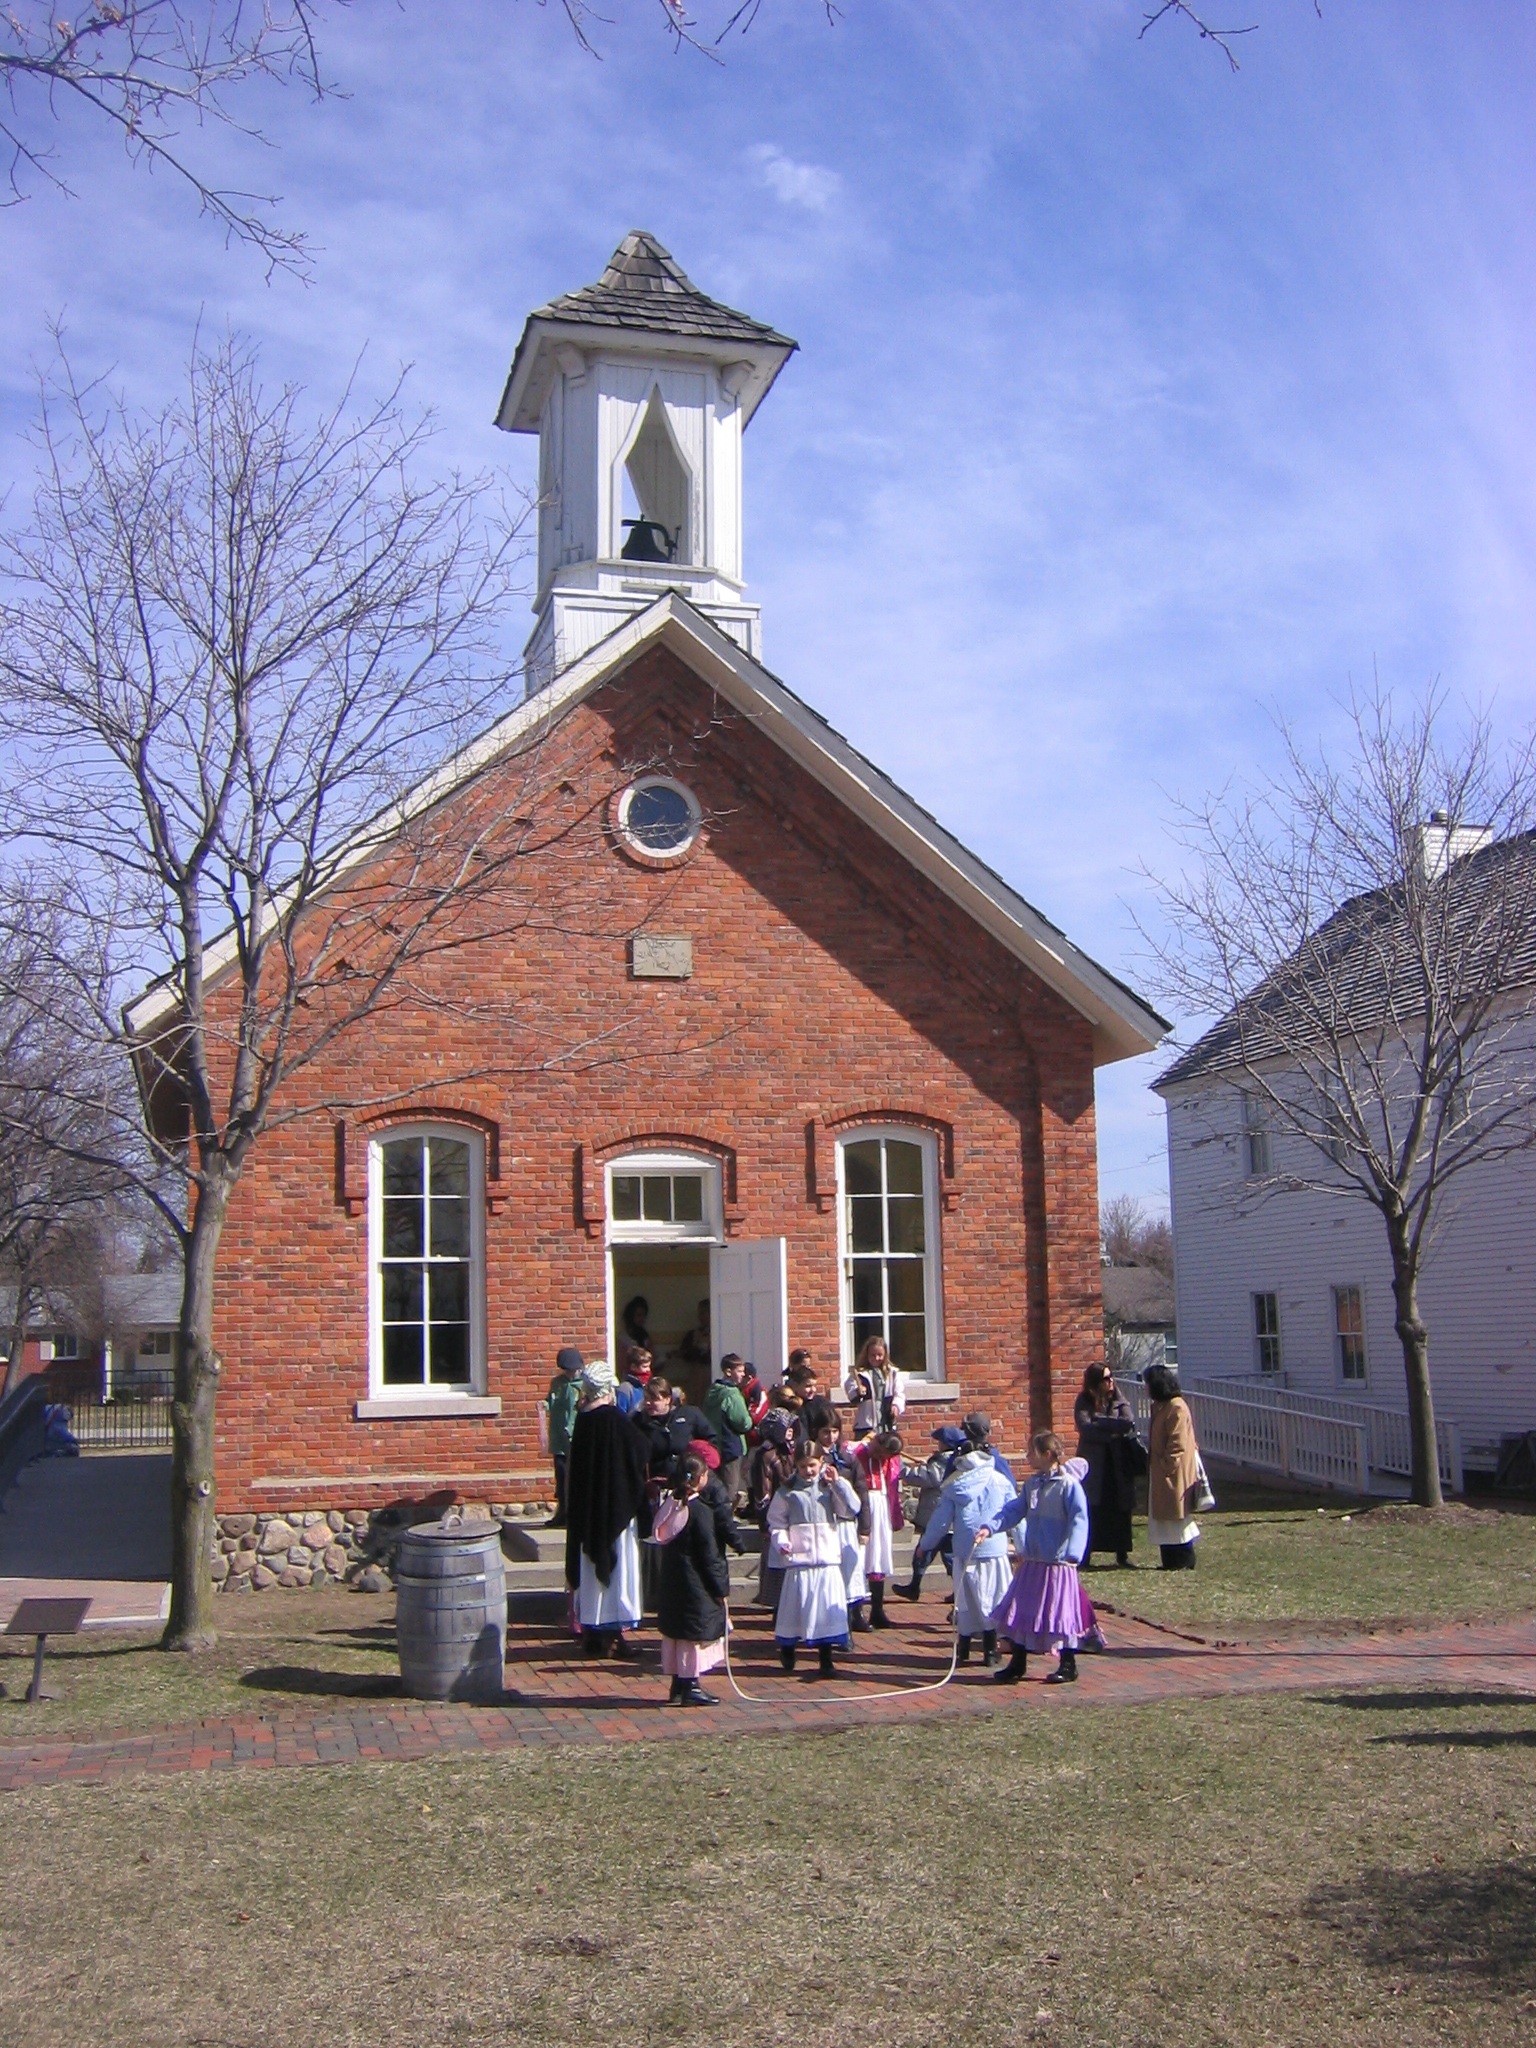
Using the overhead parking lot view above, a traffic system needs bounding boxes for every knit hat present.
[579,1359,617,1397]
[962,1410,991,1447]
[556,1346,584,1375]
[933,1424,967,1449]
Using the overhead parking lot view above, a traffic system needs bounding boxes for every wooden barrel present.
[395,1516,507,1703]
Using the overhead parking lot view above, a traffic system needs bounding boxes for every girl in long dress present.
[984,1430,1091,1685]
[911,1412,1016,1666]
[563,1361,649,1659]
[852,1430,904,1629]
[766,1442,859,1677]
[651,1454,731,1707]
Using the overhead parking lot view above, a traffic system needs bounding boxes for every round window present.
[616,777,702,861]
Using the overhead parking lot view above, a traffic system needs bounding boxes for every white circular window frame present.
[614,776,703,865]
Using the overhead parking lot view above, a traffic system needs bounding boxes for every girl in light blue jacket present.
[913,1412,1016,1666]
[981,1429,1090,1685]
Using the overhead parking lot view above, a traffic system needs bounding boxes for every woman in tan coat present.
[1145,1365,1202,1569]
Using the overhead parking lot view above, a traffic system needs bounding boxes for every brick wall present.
[207,646,1104,1513]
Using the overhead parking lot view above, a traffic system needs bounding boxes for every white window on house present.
[1242,1094,1271,1179]
[50,1332,81,1361]
[140,1330,173,1359]
[369,1127,485,1395]
[836,1128,943,1379]
[1253,1292,1282,1376]
[1334,1284,1368,1385]
[606,1155,720,1240]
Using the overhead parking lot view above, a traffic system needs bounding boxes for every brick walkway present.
[1,1602,1532,1792]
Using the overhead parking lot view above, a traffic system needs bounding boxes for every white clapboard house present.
[1154,822,1536,1490]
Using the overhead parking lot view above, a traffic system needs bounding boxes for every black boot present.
[981,1629,999,1668]
[581,1631,603,1658]
[817,1643,836,1678]
[995,1645,1028,1684]
[780,1645,797,1673]
[849,1600,872,1633]
[677,1679,719,1706]
[870,1583,891,1628]
[956,1634,972,1666]
[894,1559,925,1599]
[610,1632,637,1660]
[1046,1648,1078,1685]
[667,1676,682,1703]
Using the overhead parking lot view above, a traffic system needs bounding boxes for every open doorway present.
[611,1244,712,1408]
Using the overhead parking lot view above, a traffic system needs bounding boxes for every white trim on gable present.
[124,594,1166,1066]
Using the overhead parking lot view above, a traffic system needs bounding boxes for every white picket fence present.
[1126,1375,1463,1497]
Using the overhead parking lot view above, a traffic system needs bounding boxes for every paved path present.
[0,1453,171,1580]
[1,1602,1531,1792]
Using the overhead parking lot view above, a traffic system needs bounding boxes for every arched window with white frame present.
[836,1126,944,1381]
[368,1124,486,1396]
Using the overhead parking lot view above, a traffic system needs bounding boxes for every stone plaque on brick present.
[631,934,693,979]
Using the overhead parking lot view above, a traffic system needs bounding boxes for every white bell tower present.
[496,232,796,690]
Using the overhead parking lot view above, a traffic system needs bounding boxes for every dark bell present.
[621,517,677,564]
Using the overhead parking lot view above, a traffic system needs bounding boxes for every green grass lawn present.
[1091,1484,1536,1639]
[3,1686,1533,2047]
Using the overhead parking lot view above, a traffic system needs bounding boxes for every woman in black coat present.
[1073,1363,1141,1568]
[655,1454,732,1707]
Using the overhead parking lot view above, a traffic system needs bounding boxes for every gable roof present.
[1101,1263,1176,1329]
[496,231,797,433]
[1155,827,1536,1093]
[124,594,1167,1067]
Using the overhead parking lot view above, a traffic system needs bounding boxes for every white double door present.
[709,1237,788,1387]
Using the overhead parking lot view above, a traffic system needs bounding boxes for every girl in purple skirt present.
[979,1430,1089,1686]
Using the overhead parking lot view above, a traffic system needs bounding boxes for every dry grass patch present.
[2,1687,1534,2046]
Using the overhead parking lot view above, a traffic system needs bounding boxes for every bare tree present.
[0,903,144,1398]
[1,2,330,273]
[1147,685,1536,1506]
[1100,1192,1173,1274]
[0,331,548,1647]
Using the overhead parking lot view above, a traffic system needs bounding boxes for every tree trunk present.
[161,1178,229,1652]
[1386,1213,1443,1509]
[1,1286,31,1402]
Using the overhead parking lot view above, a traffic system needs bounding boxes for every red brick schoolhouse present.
[145,234,1165,1535]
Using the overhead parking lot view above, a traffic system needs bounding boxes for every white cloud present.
[747,143,841,211]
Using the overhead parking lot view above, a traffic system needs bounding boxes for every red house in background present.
[129,236,1166,1544]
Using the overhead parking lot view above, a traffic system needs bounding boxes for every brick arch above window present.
[576,1127,742,1239]
[335,1107,506,1218]
[807,1106,962,1214]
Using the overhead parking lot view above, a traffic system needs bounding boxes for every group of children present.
[556,1340,1099,1705]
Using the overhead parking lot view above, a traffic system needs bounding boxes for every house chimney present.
[1417,810,1494,881]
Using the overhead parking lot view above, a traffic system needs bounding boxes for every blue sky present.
[4,0,1534,1215]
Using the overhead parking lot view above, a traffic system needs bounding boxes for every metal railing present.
[67,1393,173,1451]
[1127,1375,1463,1495]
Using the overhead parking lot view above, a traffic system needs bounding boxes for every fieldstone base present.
[213,1500,554,1591]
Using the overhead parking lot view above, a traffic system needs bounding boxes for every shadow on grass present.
[1305,1857,1536,1986]
[314,1623,396,1645]
[1372,1728,1536,1749]
[1306,1690,1535,1713]
[239,1666,403,1700]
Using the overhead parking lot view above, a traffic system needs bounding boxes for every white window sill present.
[831,1381,959,1404]
[354,1396,502,1420]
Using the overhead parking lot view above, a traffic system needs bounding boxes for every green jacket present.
[546,1374,582,1458]
[702,1380,754,1456]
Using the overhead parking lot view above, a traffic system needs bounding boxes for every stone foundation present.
[214,1500,554,1591]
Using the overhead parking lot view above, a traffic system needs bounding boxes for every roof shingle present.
[526,230,795,348]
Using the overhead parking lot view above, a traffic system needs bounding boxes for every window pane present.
[383,1324,424,1385]
[382,1266,422,1324]
[430,1197,468,1259]
[886,1318,927,1371]
[885,1139,924,1196]
[887,1262,927,1317]
[627,782,694,852]
[848,1196,884,1254]
[642,1175,673,1222]
[430,1265,468,1325]
[383,1197,423,1258]
[430,1324,470,1385]
[849,1262,884,1318]
[887,1196,926,1255]
[851,1315,884,1360]
[611,1175,641,1221]
[383,1141,423,1197]
[672,1176,704,1223]
[1335,1287,1363,1336]
[843,1140,881,1196]
[428,1137,469,1197]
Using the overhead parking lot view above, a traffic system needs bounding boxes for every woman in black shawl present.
[1073,1362,1141,1568]
[564,1361,650,1657]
